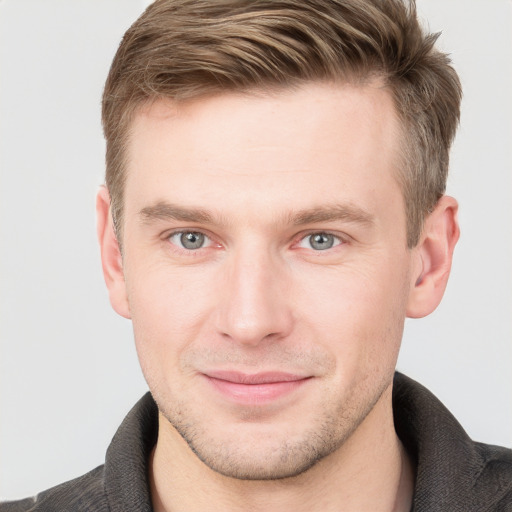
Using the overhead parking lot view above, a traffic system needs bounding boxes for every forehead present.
[132,81,398,154]
[123,82,403,225]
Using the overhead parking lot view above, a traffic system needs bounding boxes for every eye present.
[298,232,342,251]
[169,231,211,250]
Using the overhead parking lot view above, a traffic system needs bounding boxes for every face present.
[116,83,417,479]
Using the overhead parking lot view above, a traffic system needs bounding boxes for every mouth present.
[202,370,312,405]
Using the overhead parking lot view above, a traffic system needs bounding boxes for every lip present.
[202,371,311,405]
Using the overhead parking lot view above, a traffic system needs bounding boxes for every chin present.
[182,430,335,481]
[160,403,359,481]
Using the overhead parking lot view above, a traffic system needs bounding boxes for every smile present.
[202,371,312,405]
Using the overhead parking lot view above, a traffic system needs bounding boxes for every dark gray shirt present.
[2,373,512,511]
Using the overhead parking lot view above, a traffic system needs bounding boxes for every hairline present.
[110,76,419,251]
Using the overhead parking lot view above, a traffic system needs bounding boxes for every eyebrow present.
[139,202,215,224]
[290,205,375,227]
[139,201,374,228]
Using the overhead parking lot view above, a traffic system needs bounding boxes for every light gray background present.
[1,0,510,501]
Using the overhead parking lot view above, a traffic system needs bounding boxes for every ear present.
[96,186,131,319]
[406,196,460,318]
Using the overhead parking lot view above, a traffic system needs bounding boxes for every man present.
[2,0,511,510]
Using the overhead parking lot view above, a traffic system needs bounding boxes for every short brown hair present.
[102,0,461,247]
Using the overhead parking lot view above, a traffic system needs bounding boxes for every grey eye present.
[170,231,207,250]
[298,232,342,251]
[309,233,335,250]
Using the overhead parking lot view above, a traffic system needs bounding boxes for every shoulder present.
[472,441,512,510]
[393,372,512,510]
[1,393,157,512]
[0,465,108,512]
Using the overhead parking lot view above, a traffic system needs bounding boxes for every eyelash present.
[295,231,345,251]
[166,230,216,253]
[165,229,346,254]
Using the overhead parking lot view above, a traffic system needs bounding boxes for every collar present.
[102,373,512,511]
[393,372,512,511]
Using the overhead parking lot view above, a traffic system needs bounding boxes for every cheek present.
[128,259,214,322]
[294,258,409,363]
[126,265,217,373]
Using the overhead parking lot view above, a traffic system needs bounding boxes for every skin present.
[97,82,459,511]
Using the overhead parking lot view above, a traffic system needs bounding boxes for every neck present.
[150,385,414,512]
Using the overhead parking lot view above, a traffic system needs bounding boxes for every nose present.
[214,245,293,347]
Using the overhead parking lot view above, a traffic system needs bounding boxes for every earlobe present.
[96,186,131,319]
[406,196,460,319]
